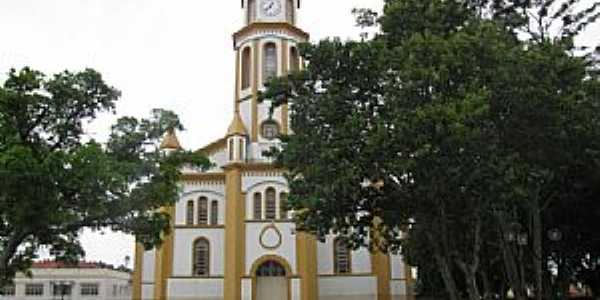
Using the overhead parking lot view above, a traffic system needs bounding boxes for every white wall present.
[317,235,372,275]
[245,222,296,275]
[6,268,130,300]
[176,187,225,226]
[167,278,223,300]
[390,253,406,280]
[172,228,225,277]
[141,284,154,300]
[141,249,155,282]
[318,276,377,300]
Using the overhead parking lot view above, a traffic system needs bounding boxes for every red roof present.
[32,260,109,269]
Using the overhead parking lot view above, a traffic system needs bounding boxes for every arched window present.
[186,201,194,225]
[193,238,210,276]
[238,138,245,161]
[261,120,280,140]
[263,43,278,84]
[334,238,351,274]
[280,192,288,220]
[198,197,208,225]
[247,0,256,24]
[210,200,218,225]
[286,0,295,24]
[265,188,277,220]
[228,139,234,161]
[241,47,251,90]
[254,192,262,220]
[290,46,300,72]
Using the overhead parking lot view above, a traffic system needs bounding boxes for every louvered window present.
[242,47,251,89]
[210,201,218,225]
[334,238,351,274]
[290,46,300,72]
[193,239,210,276]
[280,192,288,220]
[186,200,194,225]
[265,188,277,220]
[263,43,278,83]
[254,193,262,220]
[198,197,208,225]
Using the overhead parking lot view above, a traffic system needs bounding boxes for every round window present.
[261,121,280,140]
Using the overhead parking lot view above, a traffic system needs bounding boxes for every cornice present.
[181,173,226,183]
[233,22,309,48]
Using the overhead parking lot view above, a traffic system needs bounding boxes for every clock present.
[260,0,282,17]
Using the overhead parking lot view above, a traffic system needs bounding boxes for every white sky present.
[0,0,384,267]
[0,0,597,267]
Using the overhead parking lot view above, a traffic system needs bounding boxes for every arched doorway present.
[255,260,287,300]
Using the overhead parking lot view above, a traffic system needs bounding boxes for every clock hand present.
[267,2,273,10]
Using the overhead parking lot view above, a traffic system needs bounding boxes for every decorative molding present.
[233,22,309,49]
[318,273,375,277]
[174,225,225,229]
[181,173,226,183]
[259,223,283,250]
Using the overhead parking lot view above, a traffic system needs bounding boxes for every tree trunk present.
[531,206,544,300]
[434,253,461,300]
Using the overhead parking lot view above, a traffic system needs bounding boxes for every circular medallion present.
[259,224,282,250]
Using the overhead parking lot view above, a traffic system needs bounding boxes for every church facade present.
[131,1,414,300]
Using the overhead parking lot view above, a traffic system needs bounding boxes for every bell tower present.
[232,0,308,153]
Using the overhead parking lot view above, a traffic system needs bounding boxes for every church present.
[131,1,414,299]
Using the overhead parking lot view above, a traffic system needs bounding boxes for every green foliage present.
[262,0,600,299]
[0,67,210,284]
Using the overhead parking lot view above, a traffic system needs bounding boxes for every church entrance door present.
[255,260,287,300]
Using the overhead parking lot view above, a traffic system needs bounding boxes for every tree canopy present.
[0,67,209,284]
[261,0,600,299]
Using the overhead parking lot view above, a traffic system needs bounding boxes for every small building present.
[0,260,131,300]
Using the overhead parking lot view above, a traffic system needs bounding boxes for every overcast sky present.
[0,0,384,267]
[0,0,597,268]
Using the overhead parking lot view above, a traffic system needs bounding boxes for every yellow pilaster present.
[280,39,289,135]
[132,242,144,300]
[372,251,392,300]
[235,49,241,111]
[296,232,318,300]
[224,165,245,300]
[153,206,174,300]
[404,261,416,300]
[251,40,260,142]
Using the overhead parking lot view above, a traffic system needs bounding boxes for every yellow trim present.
[281,40,289,135]
[235,47,241,111]
[224,167,245,300]
[251,40,259,142]
[249,255,293,300]
[405,261,416,300]
[153,206,175,300]
[371,250,391,300]
[132,242,143,300]
[296,232,318,300]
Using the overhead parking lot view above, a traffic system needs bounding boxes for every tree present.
[261,0,600,299]
[0,67,210,284]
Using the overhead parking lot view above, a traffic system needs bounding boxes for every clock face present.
[260,0,282,17]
